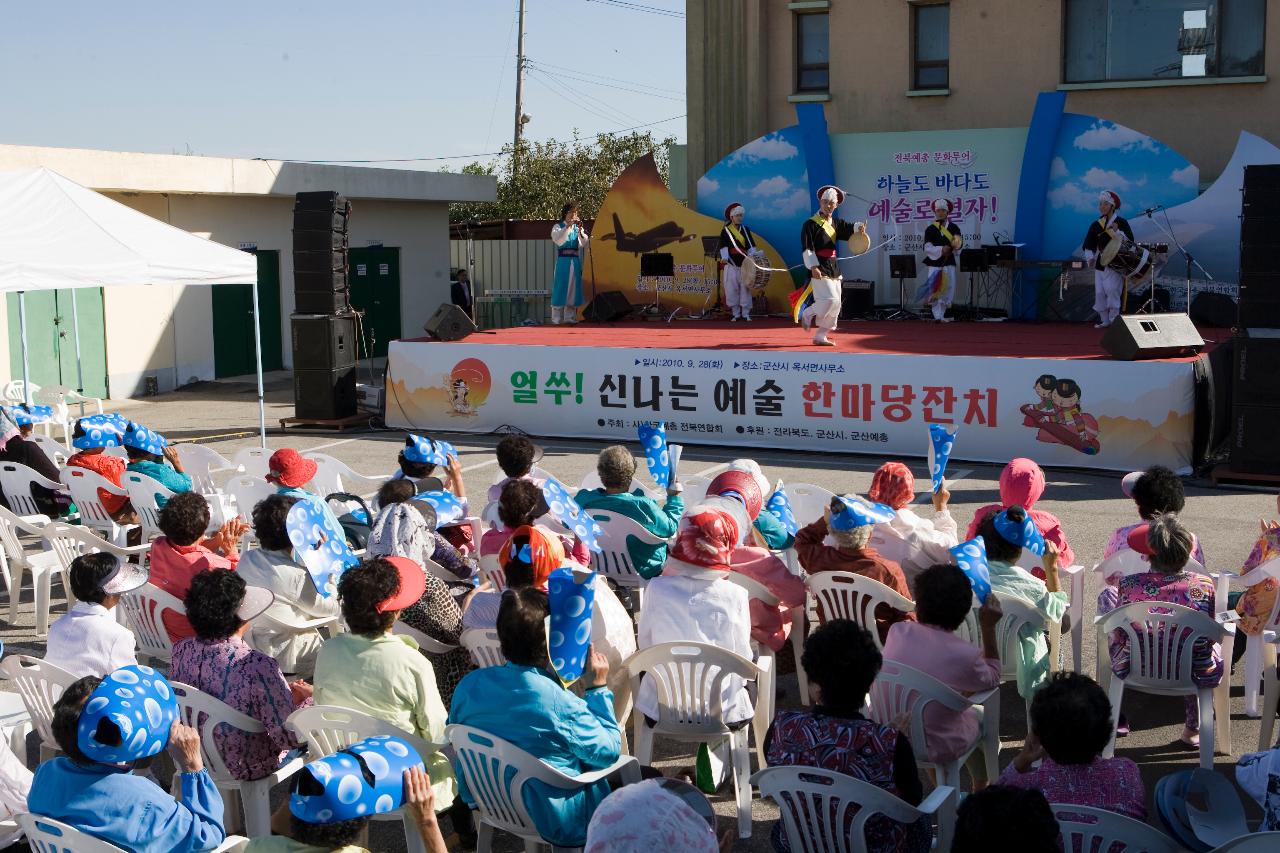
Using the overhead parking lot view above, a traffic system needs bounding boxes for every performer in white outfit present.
[718,203,758,321]
[798,186,868,346]
[917,198,961,322]
[1081,190,1133,329]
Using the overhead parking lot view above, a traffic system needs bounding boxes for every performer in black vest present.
[718,203,757,321]
[796,185,868,346]
[916,198,961,322]
[1081,190,1133,328]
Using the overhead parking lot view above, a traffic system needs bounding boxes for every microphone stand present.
[1141,206,1214,317]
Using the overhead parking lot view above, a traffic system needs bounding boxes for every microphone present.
[1138,204,1164,217]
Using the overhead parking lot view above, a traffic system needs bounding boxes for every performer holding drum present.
[1081,190,1134,328]
[718,202,762,321]
[798,186,869,346]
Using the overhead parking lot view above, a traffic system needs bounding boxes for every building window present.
[912,3,950,90]
[1064,0,1265,84]
[796,12,830,92]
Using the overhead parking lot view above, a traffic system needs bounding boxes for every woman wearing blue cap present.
[123,422,193,508]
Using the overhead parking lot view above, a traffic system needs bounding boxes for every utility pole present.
[513,0,527,178]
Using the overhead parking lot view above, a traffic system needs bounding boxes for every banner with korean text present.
[386,342,1197,474]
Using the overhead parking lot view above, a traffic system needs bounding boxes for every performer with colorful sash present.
[1081,190,1132,329]
[796,185,868,346]
[718,202,758,322]
[550,200,589,325]
[917,198,960,322]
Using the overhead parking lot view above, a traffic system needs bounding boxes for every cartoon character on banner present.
[547,566,596,685]
[290,735,426,824]
[765,481,798,537]
[950,537,992,604]
[77,665,179,764]
[541,477,604,552]
[637,422,682,489]
[1019,375,1101,455]
[993,505,1047,556]
[413,490,466,527]
[927,423,958,493]
[287,497,360,598]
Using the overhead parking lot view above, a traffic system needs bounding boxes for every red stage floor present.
[413,319,1228,362]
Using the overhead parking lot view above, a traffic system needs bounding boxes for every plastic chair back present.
[59,467,127,533]
[460,628,507,668]
[1052,803,1178,853]
[286,704,438,758]
[588,509,665,589]
[0,654,75,747]
[578,470,662,500]
[624,641,757,737]
[806,571,915,649]
[170,681,266,780]
[478,553,506,591]
[226,475,277,525]
[392,621,459,655]
[173,444,233,493]
[869,659,979,764]
[121,471,175,542]
[230,447,273,479]
[786,482,837,530]
[118,583,182,662]
[29,435,72,467]
[0,463,62,518]
[20,814,129,852]
[1098,601,1224,693]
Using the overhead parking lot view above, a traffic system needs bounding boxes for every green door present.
[348,246,401,359]
[212,250,283,377]
[7,287,108,399]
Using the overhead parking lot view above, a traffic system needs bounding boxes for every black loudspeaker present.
[291,314,357,369]
[294,289,351,314]
[1231,405,1280,474]
[583,291,632,322]
[889,255,917,279]
[293,367,357,420]
[1235,334,1280,405]
[1241,244,1280,274]
[424,304,476,341]
[1240,273,1280,328]
[294,191,351,212]
[1239,217,1280,246]
[1190,292,1238,328]
[1244,164,1280,190]
[295,270,348,293]
[1101,313,1204,360]
[293,208,349,232]
[293,229,349,253]
[1044,283,1097,323]
[294,251,346,275]
[639,253,674,277]
[839,280,874,319]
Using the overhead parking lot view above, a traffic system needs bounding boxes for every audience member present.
[170,568,309,783]
[148,491,248,642]
[724,459,793,549]
[584,779,725,853]
[1236,741,1280,831]
[951,785,1060,853]
[396,434,469,505]
[766,619,929,853]
[478,478,550,559]
[795,495,914,642]
[866,462,958,589]
[1229,494,1278,648]
[369,478,476,583]
[44,552,146,678]
[236,494,341,678]
[123,423,192,507]
[449,586,623,850]
[997,672,1145,819]
[574,444,684,579]
[0,736,30,848]
[975,506,1068,699]
[880,564,1002,789]
[0,405,69,517]
[485,435,544,504]
[265,448,345,536]
[1104,513,1221,748]
[67,417,138,527]
[29,676,228,852]
[966,457,1074,571]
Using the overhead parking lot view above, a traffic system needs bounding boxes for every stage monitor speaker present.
[959,249,988,272]
[294,366,357,421]
[424,303,476,341]
[293,229,349,253]
[294,289,350,315]
[1239,273,1280,328]
[839,280,874,320]
[1190,291,1237,328]
[1101,313,1204,361]
[639,253,674,277]
[291,313,357,370]
[888,255,917,279]
[1234,334,1280,405]
[583,290,632,322]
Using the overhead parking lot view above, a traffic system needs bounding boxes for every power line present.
[526,60,684,102]
[271,152,503,164]
[526,69,634,130]
[484,7,522,151]
[530,58,685,96]
[526,64,643,125]
[583,0,684,18]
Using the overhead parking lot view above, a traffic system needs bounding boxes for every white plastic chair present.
[487,465,554,488]
[33,384,106,445]
[59,466,134,545]
[753,765,957,853]
[118,583,183,664]
[286,704,442,853]
[786,482,837,529]
[1052,803,1178,853]
[173,444,234,494]
[304,452,389,500]
[577,470,662,501]
[447,723,641,853]
[1227,555,1280,725]
[806,571,915,651]
[230,447,273,479]
[624,641,773,838]
[20,814,247,852]
[0,462,65,519]
[1097,601,1235,768]
[0,655,76,765]
[29,521,149,636]
[28,435,72,468]
[586,509,666,610]
[869,659,1000,791]
[0,504,56,622]
[169,681,305,837]
[1209,834,1280,852]
[989,593,1062,732]
[121,471,176,543]
[478,553,506,591]
[460,628,507,668]
[678,474,712,506]
[1,381,36,406]
[1016,548,1084,674]
[226,475,277,525]
[392,620,460,655]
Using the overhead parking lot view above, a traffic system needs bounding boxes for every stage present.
[384,319,1229,474]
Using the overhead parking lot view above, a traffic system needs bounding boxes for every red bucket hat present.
[266,448,318,489]
[377,556,428,613]
[707,469,763,520]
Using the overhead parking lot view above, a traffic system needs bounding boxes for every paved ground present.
[5,374,1276,850]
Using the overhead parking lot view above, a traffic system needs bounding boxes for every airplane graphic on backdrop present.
[600,213,700,255]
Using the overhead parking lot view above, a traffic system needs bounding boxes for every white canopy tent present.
[0,167,266,444]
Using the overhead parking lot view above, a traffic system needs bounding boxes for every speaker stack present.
[291,191,357,420]
[1230,164,1280,474]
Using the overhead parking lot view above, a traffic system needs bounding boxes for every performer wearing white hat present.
[718,202,757,321]
[917,198,961,322]
[798,185,868,346]
[1082,190,1133,329]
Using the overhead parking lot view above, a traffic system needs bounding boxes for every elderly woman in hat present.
[0,404,69,517]
[866,461,959,591]
[265,447,346,536]
[795,494,914,643]
[123,422,192,508]
[917,197,961,322]
[45,552,147,678]
[718,202,760,322]
[67,415,139,527]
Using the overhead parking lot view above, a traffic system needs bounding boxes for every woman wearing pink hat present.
[718,202,758,322]
[1081,190,1133,329]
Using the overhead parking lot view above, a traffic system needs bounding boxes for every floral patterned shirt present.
[997,756,1146,820]
[1107,571,1222,687]
[1236,528,1280,637]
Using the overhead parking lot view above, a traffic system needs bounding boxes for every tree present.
[450,130,676,224]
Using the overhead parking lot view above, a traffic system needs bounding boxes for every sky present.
[0,0,687,169]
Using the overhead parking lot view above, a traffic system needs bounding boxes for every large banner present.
[386,341,1198,474]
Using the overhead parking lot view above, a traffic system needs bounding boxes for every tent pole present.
[71,291,86,417]
[250,279,267,447]
[17,291,30,405]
